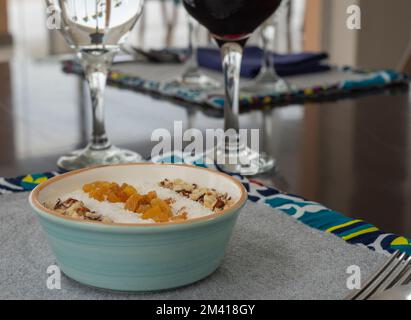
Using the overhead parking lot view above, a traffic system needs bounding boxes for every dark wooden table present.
[1,57,410,238]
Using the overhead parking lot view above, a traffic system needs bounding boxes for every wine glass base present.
[242,77,293,95]
[215,146,276,176]
[242,68,293,95]
[170,73,220,91]
[57,145,144,171]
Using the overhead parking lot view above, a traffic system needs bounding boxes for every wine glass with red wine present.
[183,0,281,175]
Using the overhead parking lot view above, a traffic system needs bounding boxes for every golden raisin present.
[171,212,188,221]
[82,181,177,223]
[122,184,137,197]
[89,190,105,201]
[147,191,157,201]
[124,194,142,212]
[143,206,170,223]
[82,183,94,193]
[107,192,122,203]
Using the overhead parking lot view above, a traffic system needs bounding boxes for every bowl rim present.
[29,163,248,228]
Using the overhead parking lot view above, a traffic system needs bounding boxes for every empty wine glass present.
[183,0,282,175]
[168,13,220,90]
[46,0,145,171]
[242,0,292,95]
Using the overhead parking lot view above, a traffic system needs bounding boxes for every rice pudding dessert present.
[45,178,235,224]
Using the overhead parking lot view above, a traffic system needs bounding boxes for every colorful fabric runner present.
[62,60,409,111]
[1,153,410,256]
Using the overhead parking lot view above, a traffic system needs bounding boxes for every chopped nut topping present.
[214,199,225,210]
[49,198,104,222]
[159,179,234,213]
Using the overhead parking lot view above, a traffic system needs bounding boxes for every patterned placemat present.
[1,153,410,256]
[0,192,387,300]
[62,59,409,111]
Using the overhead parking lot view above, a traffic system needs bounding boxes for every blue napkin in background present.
[197,46,330,78]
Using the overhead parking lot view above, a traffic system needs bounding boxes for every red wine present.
[183,0,281,46]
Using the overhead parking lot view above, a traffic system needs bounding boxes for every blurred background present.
[1,0,411,176]
[2,0,411,68]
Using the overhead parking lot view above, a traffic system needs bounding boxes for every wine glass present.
[182,0,282,175]
[242,0,292,95]
[46,0,145,171]
[168,13,219,90]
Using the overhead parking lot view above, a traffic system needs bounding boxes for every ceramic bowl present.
[29,163,247,291]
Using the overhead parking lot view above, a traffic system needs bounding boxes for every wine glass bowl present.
[46,0,145,171]
[183,0,282,45]
[56,0,144,49]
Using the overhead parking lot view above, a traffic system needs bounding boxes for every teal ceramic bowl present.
[29,164,247,291]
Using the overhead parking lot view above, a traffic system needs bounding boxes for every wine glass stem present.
[221,42,242,135]
[183,16,200,77]
[262,26,274,71]
[80,51,114,151]
[261,23,277,76]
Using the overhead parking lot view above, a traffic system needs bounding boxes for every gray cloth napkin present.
[0,192,387,300]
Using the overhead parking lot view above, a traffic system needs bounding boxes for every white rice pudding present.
[62,181,214,224]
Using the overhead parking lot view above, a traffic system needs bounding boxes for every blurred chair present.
[133,0,183,49]
[302,0,322,52]
[157,0,180,47]
[290,0,307,53]
[275,0,307,54]
[0,0,13,46]
[136,3,147,49]
[398,37,411,74]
